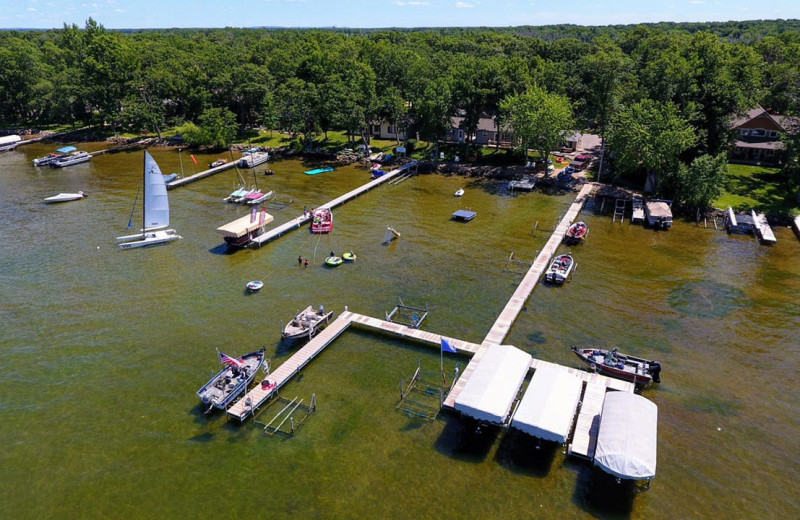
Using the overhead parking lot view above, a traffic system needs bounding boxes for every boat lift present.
[254,393,317,436]
[386,298,428,329]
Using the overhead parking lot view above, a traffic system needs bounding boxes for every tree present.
[677,153,728,210]
[181,107,237,148]
[500,86,574,163]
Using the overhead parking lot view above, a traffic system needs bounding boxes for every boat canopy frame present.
[386,298,428,329]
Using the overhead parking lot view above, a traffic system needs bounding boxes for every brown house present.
[446,116,512,146]
[730,106,798,165]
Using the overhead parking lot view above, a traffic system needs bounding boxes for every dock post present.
[310,393,316,412]
[290,417,295,435]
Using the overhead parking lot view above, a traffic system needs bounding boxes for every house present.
[370,122,407,142]
[729,106,798,166]
[445,116,512,146]
[560,131,582,152]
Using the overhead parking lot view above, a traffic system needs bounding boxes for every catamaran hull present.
[118,230,181,249]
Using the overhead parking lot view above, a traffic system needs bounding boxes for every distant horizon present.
[3,0,799,31]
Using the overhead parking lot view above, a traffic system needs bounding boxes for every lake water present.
[1,143,798,519]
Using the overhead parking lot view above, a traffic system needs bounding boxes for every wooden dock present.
[249,162,416,246]
[166,161,237,190]
[227,312,354,421]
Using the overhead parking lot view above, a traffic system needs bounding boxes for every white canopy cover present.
[0,134,22,146]
[594,391,658,480]
[510,366,582,443]
[454,344,531,425]
[216,211,274,238]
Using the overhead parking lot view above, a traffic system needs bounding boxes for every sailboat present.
[117,151,182,249]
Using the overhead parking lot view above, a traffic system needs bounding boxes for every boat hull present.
[571,346,660,385]
[282,306,333,340]
[118,230,182,249]
[545,254,574,284]
[197,349,265,410]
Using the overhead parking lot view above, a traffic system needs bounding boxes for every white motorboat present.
[44,191,87,204]
[545,253,575,284]
[117,151,182,249]
[455,188,465,197]
[51,151,91,168]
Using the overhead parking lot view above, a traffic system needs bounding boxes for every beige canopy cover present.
[216,211,274,238]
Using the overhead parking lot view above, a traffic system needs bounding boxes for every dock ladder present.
[613,198,626,223]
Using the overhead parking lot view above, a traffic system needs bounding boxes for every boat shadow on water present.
[434,416,500,463]
[493,429,558,478]
[572,464,637,517]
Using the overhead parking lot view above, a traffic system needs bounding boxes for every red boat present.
[310,208,333,234]
[571,346,661,386]
[564,221,588,244]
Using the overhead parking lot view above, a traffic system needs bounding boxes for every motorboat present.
[564,221,588,244]
[117,151,182,249]
[44,191,87,204]
[0,134,22,152]
[196,349,265,411]
[455,188,465,197]
[545,253,574,284]
[246,280,264,292]
[311,208,333,233]
[51,150,91,168]
[238,151,269,168]
[571,346,661,386]
[282,306,334,340]
[210,159,227,168]
[33,146,77,166]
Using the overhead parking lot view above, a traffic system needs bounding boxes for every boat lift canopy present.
[216,211,274,238]
[594,391,658,480]
[0,135,22,146]
[510,366,582,444]
[57,146,77,154]
[454,344,531,425]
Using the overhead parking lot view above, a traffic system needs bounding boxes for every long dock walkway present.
[166,161,237,190]
[249,162,416,246]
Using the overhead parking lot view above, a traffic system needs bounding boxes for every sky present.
[2,0,799,30]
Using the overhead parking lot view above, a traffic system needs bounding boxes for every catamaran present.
[117,151,182,249]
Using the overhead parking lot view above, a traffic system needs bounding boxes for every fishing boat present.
[342,251,357,262]
[455,188,465,197]
[545,253,574,284]
[246,280,264,292]
[325,255,343,267]
[216,208,274,249]
[44,191,87,204]
[564,221,588,244]
[571,346,661,386]
[196,349,266,411]
[210,159,227,168]
[282,306,334,340]
[304,166,335,175]
[51,150,91,168]
[311,208,333,233]
[117,151,182,249]
[33,146,77,166]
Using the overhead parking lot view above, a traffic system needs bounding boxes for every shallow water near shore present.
[1,143,798,519]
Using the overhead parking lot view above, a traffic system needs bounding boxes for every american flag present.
[219,352,244,368]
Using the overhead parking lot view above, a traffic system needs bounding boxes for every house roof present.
[731,106,799,133]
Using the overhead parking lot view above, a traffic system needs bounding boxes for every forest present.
[1,19,800,210]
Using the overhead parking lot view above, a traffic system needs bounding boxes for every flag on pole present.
[441,337,457,353]
[190,154,198,165]
[219,352,244,368]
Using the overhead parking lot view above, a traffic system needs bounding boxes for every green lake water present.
[1,143,798,519]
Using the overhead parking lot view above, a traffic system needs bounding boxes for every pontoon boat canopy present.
[0,135,22,146]
[57,146,77,153]
[594,391,658,480]
[510,366,582,443]
[216,211,274,238]
[454,344,531,424]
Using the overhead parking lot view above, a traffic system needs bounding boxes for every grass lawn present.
[715,164,799,216]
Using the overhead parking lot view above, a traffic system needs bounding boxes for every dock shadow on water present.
[572,465,637,519]
[493,429,558,478]
[434,416,499,463]
[668,280,750,318]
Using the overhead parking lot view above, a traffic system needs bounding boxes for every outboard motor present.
[649,361,662,383]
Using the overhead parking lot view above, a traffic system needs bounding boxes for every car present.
[571,154,590,170]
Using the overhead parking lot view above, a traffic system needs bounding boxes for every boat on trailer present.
[571,346,661,386]
[311,207,333,233]
[197,349,265,411]
[564,221,588,244]
[545,253,574,284]
[282,306,334,340]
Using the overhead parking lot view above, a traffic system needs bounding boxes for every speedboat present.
[455,188,465,197]
[44,191,87,204]
[564,221,588,244]
[196,349,265,411]
[246,280,264,292]
[210,159,227,168]
[311,208,333,233]
[282,306,334,340]
[545,253,574,284]
[571,346,661,386]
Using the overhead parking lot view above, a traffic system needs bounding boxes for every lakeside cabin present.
[216,209,274,248]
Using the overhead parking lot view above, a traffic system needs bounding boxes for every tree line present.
[2,19,800,207]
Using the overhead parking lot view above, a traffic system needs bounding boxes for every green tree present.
[181,107,237,148]
[500,86,574,163]
[677,153,728,209]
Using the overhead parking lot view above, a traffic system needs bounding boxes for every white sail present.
[144,151,170,230]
